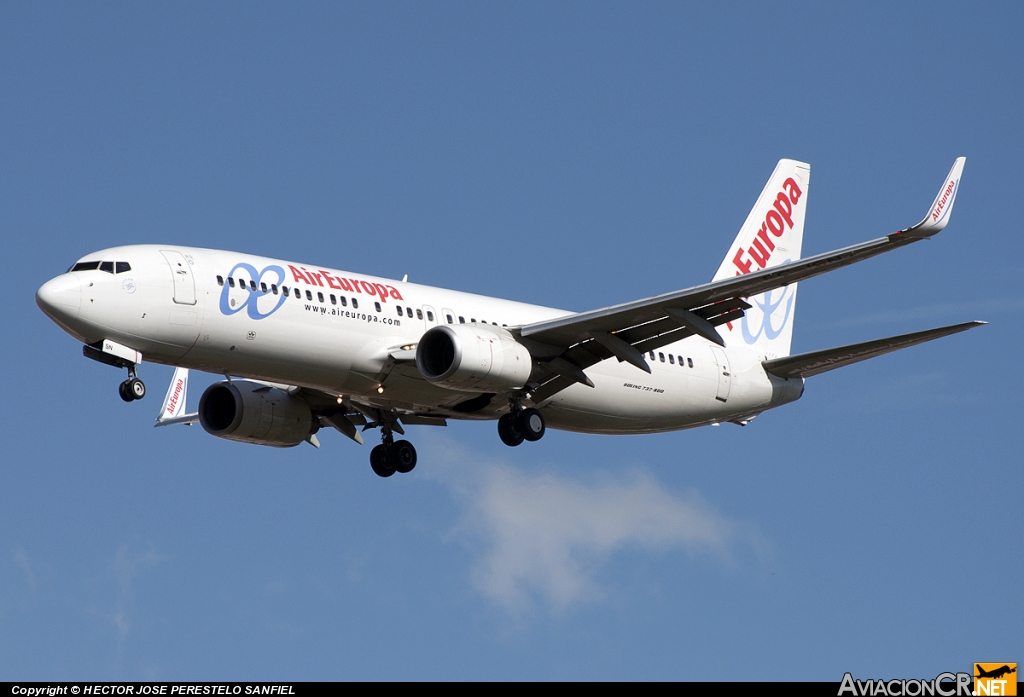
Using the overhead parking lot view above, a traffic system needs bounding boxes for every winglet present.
[898,157,966,238]
[154,367,199,427]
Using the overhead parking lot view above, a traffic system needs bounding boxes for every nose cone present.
[36,274,82,323]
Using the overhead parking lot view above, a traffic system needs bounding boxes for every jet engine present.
[198,380,317,448]
[415,324,532,393]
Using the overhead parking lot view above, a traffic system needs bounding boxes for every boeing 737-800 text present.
[36,158,982,477]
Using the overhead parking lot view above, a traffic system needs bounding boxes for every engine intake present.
[416,324,532,393]
[198,380,316,448]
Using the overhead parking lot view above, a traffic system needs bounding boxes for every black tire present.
[128,378,146,400]
[518,408,545,442]
[497,413,525,447]
[370,444,395,478]
[391,440,417,473]
[118,380,134,402]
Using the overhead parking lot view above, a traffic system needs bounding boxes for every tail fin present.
[713,159,811,359]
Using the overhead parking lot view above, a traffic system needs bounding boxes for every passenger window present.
[217,275,224,286]
[99,261,114,273]
[427,311,434,321]
[352,298,358,309]
[406,307,413,317]
[396,306,403,316]
[228,277,236,288]
[687,358,693,368]
[330,294,336,305]
[650,351,656,360]
[340,296,347,307]
[250,280,257,291]
[281,286,288,296]
[471,318,476,323]
[261,282,268,293]
[317,292,324,303]
[306,290,313,301]
[459,316,465,324]
[446,314,453,323]
[416,309,423,320]
[116,262,131,274]
[677,356,683,366]
[669,355,675,364]
[374,302,381,312]
[272,284,278,295]
[659,353,665,362]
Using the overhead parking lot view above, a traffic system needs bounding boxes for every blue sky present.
[1,1,1021,680]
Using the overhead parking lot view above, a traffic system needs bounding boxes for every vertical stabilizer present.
[713,159,810,358]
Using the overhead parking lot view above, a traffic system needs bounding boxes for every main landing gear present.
[369,426,417,478]
[497,406,545,447]
[118,366,146,402]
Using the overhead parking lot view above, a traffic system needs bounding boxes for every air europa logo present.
[740,282,796,345]
[288,265,403,304]
[219,263,288,320]
[931,179,957,223]
[731,176,803,275]
[165,376,185,416]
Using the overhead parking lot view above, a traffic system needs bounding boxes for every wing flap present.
[762,321,985,379]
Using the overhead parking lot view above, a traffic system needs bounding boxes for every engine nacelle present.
[416,324,533,393]
[198,380,316,448]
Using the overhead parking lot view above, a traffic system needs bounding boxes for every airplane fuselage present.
[38,244,802,435]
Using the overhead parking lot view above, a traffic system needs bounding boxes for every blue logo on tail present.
[741,284,796,344]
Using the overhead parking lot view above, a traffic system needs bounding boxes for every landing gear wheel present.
[391,440,417,473]
[128,378,146,400]
[518,408,545,442]
[118,380,134,402]
[498,413,525,447]
[370,444,395,478]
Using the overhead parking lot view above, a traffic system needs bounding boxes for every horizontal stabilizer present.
[762,321,985,379]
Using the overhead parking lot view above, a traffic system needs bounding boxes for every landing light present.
[377,385,385,394]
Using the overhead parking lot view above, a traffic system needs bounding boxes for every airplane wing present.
[151,365,443,447]
[761,321,985,379]
[517,158,966,403]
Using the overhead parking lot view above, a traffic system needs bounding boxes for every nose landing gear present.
[81,341,146,403]
[118,367,146,402]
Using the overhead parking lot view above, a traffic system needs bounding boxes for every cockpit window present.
[70,261,100,272]
[99,261,115,273]
[116,262,131,274]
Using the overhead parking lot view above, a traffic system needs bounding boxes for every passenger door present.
[709,345,732,403]
[160,250,197,305]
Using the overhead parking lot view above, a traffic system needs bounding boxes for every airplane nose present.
[36,273,82,322]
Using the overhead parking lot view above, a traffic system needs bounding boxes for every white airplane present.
[36,158,982,477]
